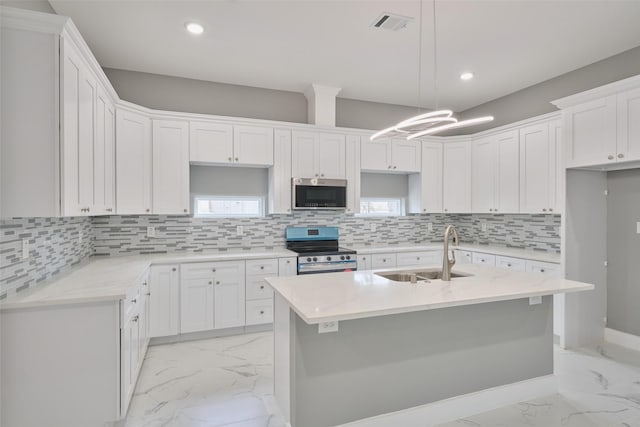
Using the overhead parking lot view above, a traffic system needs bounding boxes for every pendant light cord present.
[417,0,423,114]
[432,0,439,110]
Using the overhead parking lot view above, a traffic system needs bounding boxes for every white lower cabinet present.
[279,257,297,277]
[213,261,246,329]
[495,256,526,271]
[357,255,372,271]
[245,258,286,326]
[472,252,496,266]
[526,260,561,277]
[371,253,397,269]
[149,265,180,338]
[455,250,473,264]
[396,251,442,267]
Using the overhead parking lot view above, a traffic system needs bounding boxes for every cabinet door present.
[357,255,372,271]
[180,263,215,333]
[455,250,473,264]
[77,67,97,215]
[371,253,397,269]
[495,256,526,271]
[189,121,233,164]
[472,252,496,266]
[415,141,442,213]
[149,265,180,338]
[120,315,135,409]
[617,87,640,162]
[268,129,292,214]
[152,120,190,214]
[361,138,391,171]
[116,109,152,214]
[549,120,563,213]
[495,131,520,213]
[392,139,421,172]
[471,137,495,213]
[520,123,552,214]
[345,135,361,214]
[443,141,471,213]
[95,90,116,215]
[233,125,274,166]
[291,131,318,177]
[213,261,246,329]
[564,96,617,167]
[317,133,346,179]
[278,257,297,277]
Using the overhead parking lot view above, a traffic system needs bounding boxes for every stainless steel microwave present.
[292,178,347,210]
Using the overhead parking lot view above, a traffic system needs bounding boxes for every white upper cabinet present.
[94,86,115,214]
[268,129,293,214]
[152,120,190,214]
[617,87,640,162]
[345,135,361,214]
[408,141,442,213]
[443,140,471,213]
[189,122,273,166]
[361,138,420,173]
[471,131,519,213]
[564,95,617,167]
[116,108,152,214]
[519,122,556,214]
[291,131,346,179]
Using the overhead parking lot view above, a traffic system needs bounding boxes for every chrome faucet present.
[442,225,459,281]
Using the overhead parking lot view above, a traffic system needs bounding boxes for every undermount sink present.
[375,268,473,282]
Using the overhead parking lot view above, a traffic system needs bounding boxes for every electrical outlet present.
[529,296,542,305]
[427,222,433,231]
[147,226,155,238]
[318,321,339,333]
[78,232,82,244]
[370,223,377,232]
[237,225,244,236]
[481,222,487,232]
[22,239,29,259]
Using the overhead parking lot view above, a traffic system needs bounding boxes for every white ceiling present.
[49,0,640,112]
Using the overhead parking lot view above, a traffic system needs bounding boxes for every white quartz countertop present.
[265,264,592,324]
[1,249,296,310]
[351,243,561,264]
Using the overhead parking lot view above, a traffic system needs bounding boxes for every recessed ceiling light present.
[185,22,204,35]
[460,72,474,81]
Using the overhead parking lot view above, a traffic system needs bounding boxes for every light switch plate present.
[370,223,377,232]
[427,222,433,231]
[319,321,339,333]
[147,226,155,238]
[237,225,244,236]
[481,222,487,232]
[22,239,29,259]
[529,296,542,305]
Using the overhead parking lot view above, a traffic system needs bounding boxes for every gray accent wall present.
[336,98,425,131]
[0,0,54,13]
[606,169,640,337]
[102,68,309,124]
[454,46,640,134]
[0,217,93,298]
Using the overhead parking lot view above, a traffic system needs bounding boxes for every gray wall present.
[103,68,309,124]
[606,169,640,337]
[454,46,640,134]
[190,165,268,197]
[336,98,426,131]
[0,0,54,13]
[360,173,408,199]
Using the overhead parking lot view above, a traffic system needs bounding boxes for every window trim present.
[357,197,406,217]
[193,195,265,218]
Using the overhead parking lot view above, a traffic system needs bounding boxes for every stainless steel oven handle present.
[298,261,357,273]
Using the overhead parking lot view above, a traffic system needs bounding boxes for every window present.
[358,197,405,217]
[194,195,265,218]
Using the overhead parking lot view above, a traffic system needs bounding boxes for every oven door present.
[292,178,347,210]
[298,260,357,275]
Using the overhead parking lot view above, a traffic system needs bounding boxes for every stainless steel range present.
[285,226,357,275]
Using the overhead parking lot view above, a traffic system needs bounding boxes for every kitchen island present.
[265,264,593,427]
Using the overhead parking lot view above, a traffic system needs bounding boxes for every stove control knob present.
[340,255,345,260]
[313,257,318,262]
[327,256,332,261]
[346,255,351,260]
[306,257,312,262]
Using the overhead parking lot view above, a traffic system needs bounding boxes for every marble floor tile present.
[124,331,640,427]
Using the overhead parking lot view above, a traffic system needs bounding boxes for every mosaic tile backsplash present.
[0,217,93,297]
[92,213,561,256]
[0,213,560,297]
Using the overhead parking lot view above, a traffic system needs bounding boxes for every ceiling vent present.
[371,13,413,31]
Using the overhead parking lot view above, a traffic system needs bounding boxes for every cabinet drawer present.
[357,255,371,271]
[526,260,561,277]
[246,277,274,301]
[123,276,144,319]
[396,251,441,267]
[455,250,473,264]
[495,256,526,271]
[472,252,496,266]
[246,299,273,325]
[371,253,397,269]
[246,258,278,276]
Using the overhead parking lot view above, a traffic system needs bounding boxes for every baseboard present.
[605,327,640,352]
[149,323,273,346]
[337,375,558,427]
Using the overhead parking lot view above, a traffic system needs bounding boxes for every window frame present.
[193,195,266,218]
[357,197,406,217]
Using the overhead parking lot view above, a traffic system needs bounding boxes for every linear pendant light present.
[370,0,492,141]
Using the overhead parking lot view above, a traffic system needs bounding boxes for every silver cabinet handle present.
[618,153,625,159]
[388,165,392,169]
[315,173,319,177]
[321,173,325,177]
[131,298,137,303]
[495,208,498,212]
[393,166,397,169]
[549,208,553,212]
[183,209,187,213]
[260,285,265,290]
[132,315,139,322]
[416,257,420,260]
[145,293,151,296]
[260,266,264,270]
[489,208,493,212]
[444,208,448,212]
[235,157,239,162]
[216,281,220,285]
[608,155,614,160]
[228,157,232,161]
[541,269,546,273]
[146,209,150,212]
[212,269,216,272]
[106,208,113,212]
[423,208,426,212]
[542,208,547,212]
[208,281,213,285]
[286,260,290,264]
[172,267,177,272]
[507,263,512,267]
[260,310,265,315]
[142,281,147,286]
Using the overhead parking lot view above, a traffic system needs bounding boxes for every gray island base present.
[274,294,554,427]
